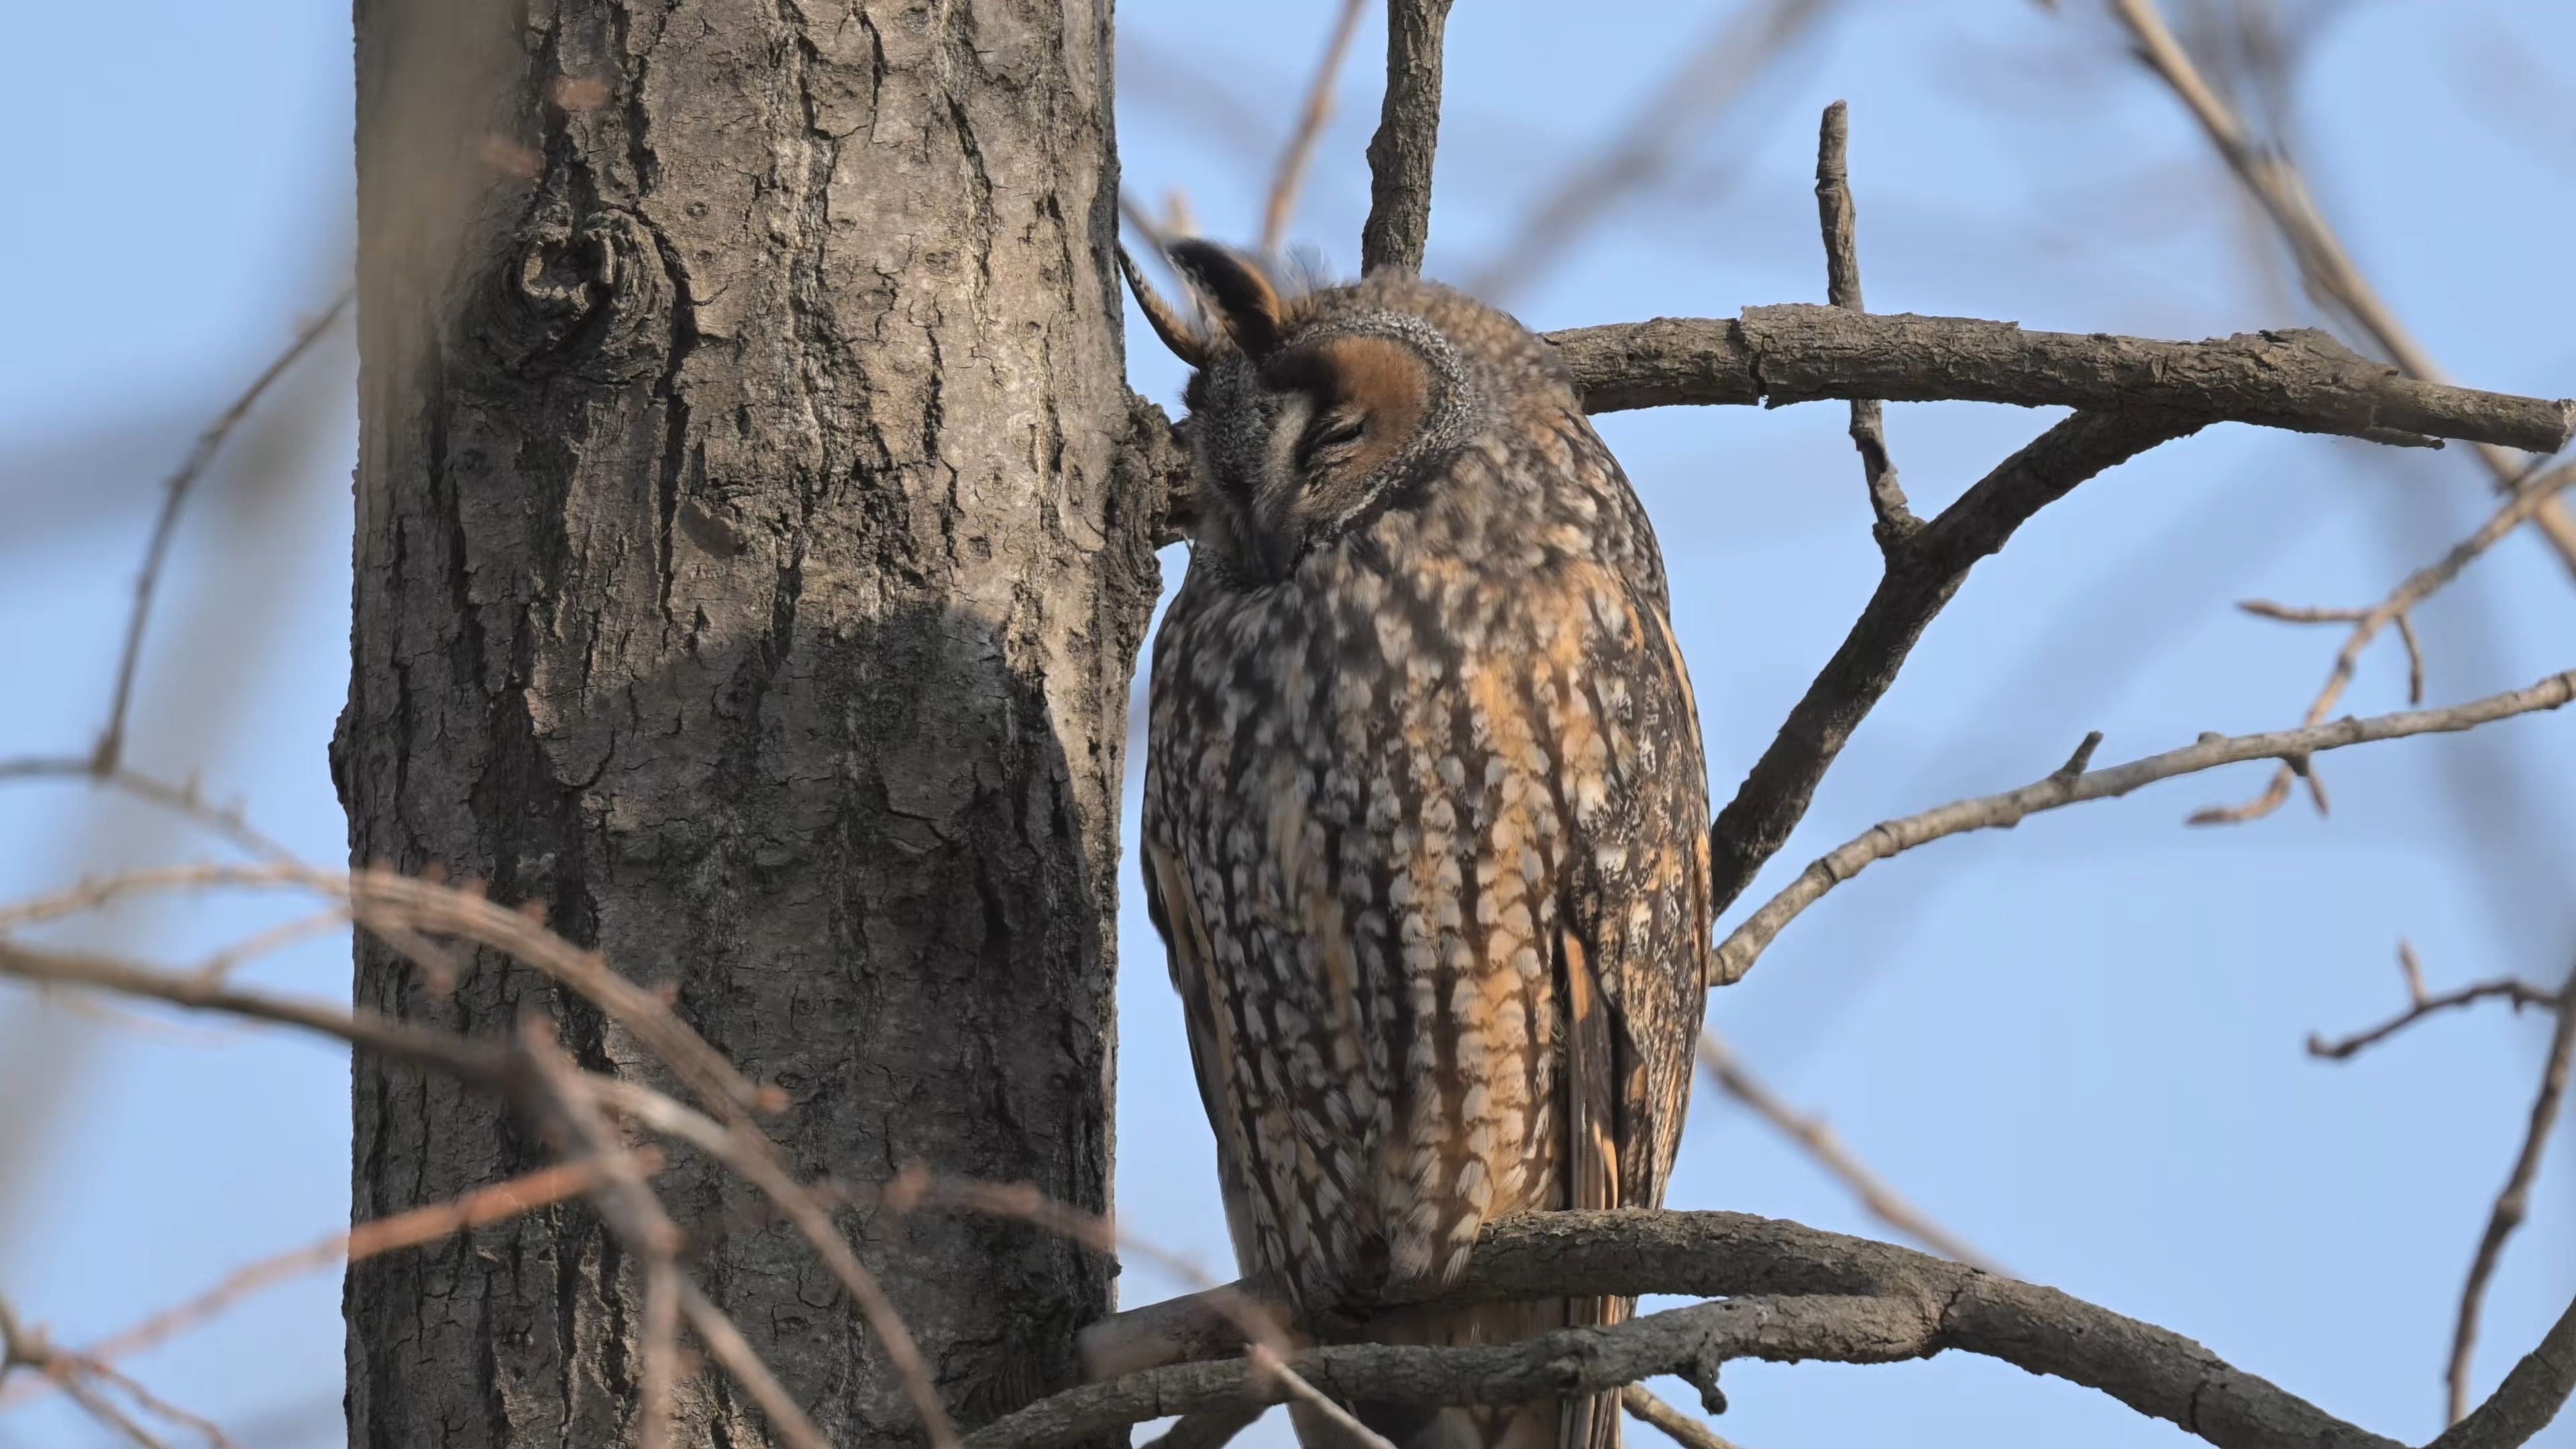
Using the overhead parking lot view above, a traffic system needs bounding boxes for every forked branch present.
[977,1210,2576,1449]
[1712,670,2576,985]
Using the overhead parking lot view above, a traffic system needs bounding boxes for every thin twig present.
[1466,0,1834,301]
[1621,1384,1744,1449]
[1713,669,2576,985]
[0,757,297,863]
[511,1027,686,1449]
[2106,0,2576,575]
[1263,0,1371,256]
[93,291,352,774]
[1121,190,1175,254]
[676,1279,833,1449]
[1813,99,1916,551]
[3,1290,217,1449]
[1812,99,1916,551]
[62,1360,240,1449]
[875,1171,1374,1449]
[189,906,352,983]
[2448,969,2576,1425]
[2197,460,2576,823]
[0,858,778,1122]
[0,938,509,1084]
[1696,1032,1998,1272]
[592,1079,963,1449]
[0,1156,650,1409]
[2308,959,2560,1063]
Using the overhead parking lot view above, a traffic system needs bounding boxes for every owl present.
[1128,239,1712,1449]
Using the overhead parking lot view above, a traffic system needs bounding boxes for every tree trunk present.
[337,1,1153,1443]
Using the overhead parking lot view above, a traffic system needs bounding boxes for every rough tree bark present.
[339,1,1153,1444]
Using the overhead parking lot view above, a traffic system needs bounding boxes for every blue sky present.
[1,3,2571,1447]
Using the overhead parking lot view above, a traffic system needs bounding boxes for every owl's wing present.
[1553,569,1713,1216]
[1142,837,1268,1283]
[1534,555,1709,1449]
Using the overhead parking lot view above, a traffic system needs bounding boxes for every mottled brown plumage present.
[1134,242,1711,1449]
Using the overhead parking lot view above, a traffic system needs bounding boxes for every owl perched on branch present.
[1129,240,1712,1449]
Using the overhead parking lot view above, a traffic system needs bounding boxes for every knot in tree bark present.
[469,203,674,382]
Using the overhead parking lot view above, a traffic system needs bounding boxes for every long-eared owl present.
[1129,240,1712,1449]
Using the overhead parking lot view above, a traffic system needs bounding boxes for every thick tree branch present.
[1711,669,2576,985]
[981,1209,2574,1449]
[1134,314,2573,544]
[2435,1291,2576,1449]
[1707,408,2204,916]
[1359,0,1454,273]
[1546,309,2573,452]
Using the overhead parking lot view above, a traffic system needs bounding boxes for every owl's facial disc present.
[1150,241,1458,584]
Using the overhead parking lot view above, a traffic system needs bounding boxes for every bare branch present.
[675,1278,833,1449]
[2448,971,2576,1424]
[1696,1032,1998,1271]
[1140,303,2576,546]
[1706,407,2203,918]
[1620,1385,1743,1449]
[970,1207,2576,1449]
[511,1028,684,1449]
[0,857,781,1123]
[1713,669,2576,985]
[5,1289,223,1449]
[1811,100,1916,550]
[2435,1289,2576,1449]
[1262,0,1370,256]
[1121,189,1177,255]
[0,757,297,863]
[2197,460,2576,824]
[2308,973,2560,1063]
[0,938,508,1083]
[2106,0,2576,574]
[0,1157,650,1409]
[1358,0,1454,273]
[74,1359,239,1449]
[93,290,352,774]
[1546,309,2573,452]
[593,1079,963,1449]
[1465,0,1834,302]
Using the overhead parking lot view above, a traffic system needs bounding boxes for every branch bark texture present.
[1546,308,2575,452]
[344,1,1154,1443]
[1360,0,1456,273]
[1705,407,2204,916]
[978,1210,2573,1449]
[1715,670,2576,985]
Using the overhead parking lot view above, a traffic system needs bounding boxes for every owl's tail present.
[1287,1295,1627,1449]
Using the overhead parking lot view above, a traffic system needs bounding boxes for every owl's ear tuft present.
[1166,239,1287,358]
[1118,244,1213,371]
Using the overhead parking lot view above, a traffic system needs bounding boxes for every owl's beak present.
[1244,523,1301,586]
